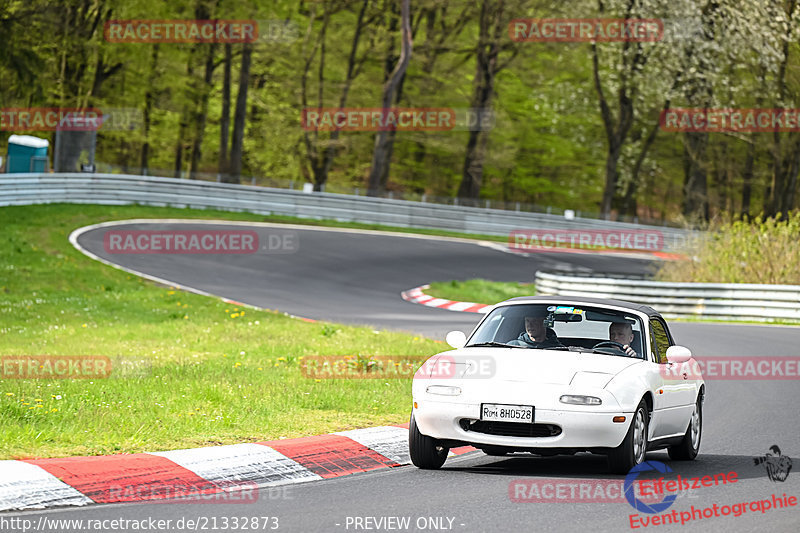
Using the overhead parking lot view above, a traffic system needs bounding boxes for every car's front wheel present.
[607,400,648,474]
[409,412,448,469]
[668,396,702,461]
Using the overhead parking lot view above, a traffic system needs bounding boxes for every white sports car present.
[410,296,704,474]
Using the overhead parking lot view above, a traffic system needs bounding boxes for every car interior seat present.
[631,330,643,358]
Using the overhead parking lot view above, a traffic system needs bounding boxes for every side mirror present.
[666,345,692,363]
[445,330,467,349]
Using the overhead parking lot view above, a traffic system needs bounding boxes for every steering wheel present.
[592,341,628,355]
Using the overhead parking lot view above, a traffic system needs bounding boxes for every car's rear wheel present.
[409,412,448,469]
[607,400,648,474]
[668,396,702,461]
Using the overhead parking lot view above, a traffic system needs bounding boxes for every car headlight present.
[426,385,462,396]
[560,394,602,405]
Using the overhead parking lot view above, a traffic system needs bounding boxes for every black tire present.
[481,446,509,456]
[607,400,649,474]
[409,412,448,469]
[668,396,702,461]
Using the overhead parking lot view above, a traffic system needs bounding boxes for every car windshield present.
[467,303,645,357]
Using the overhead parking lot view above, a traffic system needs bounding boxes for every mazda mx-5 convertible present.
[409,296,704,474]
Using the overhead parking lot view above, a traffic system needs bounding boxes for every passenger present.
[609,322,638,357]
[508,310,564,349]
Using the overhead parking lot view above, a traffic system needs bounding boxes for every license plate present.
[480,403,534,423]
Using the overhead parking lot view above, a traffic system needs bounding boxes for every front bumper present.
[412,399,631,450]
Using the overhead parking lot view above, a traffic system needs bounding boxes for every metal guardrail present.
[0,173,691,251]
[535,271,800,322]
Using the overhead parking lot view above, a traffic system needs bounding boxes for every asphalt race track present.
[7,220,799,533]
[72,220,659,339]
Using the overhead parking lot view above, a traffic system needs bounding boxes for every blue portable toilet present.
[6,134,49,173]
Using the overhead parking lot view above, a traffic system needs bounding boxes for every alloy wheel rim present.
[690,405,701,450]
[633,409,646,464]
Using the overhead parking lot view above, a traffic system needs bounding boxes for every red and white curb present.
[0,425,475,512]
[400,285,493,314]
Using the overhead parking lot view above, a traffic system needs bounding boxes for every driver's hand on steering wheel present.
[622,344,636,357]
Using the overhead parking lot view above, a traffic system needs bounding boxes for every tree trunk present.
[366,0,412,196]
[622,100,670,218]
[741,140,754,217]
[189,42,218,179]
[714,141,729,216]
[174,53,195,178]
[299,4,328,191]
[219,43,232,179]
[763,1,799,216]
[779,136,800,216]
[317,0,370,191]
[458,127,492,200]
[592,42,634,218]
[88,54,122,104]
[591,0,639,218]
[367,1,409,195]
[682,131,709,221]
[600,143,623,218]
[409,4,476,190]
[769,131,800,217]
[140,44,159,175]
[455,0,506,201]
[227,42,252,184]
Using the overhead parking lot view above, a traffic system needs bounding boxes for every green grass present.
[655,213,800,284]
[0,204,448,459]
[426,279,535,305]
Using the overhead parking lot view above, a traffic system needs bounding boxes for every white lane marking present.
[149,444,321,488]
[335,426,410,465]
[67,218,511,246]
[0,461,93,511]
[445,301,477,311]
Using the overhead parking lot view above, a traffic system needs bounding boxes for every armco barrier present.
[534,271,800,322]
[0,173,690,252]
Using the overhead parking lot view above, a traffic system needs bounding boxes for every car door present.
[650,318,697,436]
[642,319,671,439]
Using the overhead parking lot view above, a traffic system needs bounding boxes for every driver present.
[508,309,564,348]
[609,322,638,357]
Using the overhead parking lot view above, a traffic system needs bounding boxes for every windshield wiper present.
[590,348,630,357]
[540,346,571,351]
[467,342,521,348]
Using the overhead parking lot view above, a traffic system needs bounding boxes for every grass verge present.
[0,204,446,459]
[426,279,535,305]
[654,213,800,284]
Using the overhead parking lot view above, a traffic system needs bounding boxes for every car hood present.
[436,347,642,386]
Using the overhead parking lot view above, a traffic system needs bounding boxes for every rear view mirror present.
[666,345,692,363]
[445,330,467,349]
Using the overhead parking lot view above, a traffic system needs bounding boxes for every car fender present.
[412,353,446,399]
[603,362,654,412]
